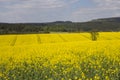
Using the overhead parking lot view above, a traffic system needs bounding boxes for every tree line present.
[0,21,120,34]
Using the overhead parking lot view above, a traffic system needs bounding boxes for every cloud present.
[0,0,79,22]
[0,0,15,1]
[1,0,79,9]
[0,0,120,22]
[71,0,120,22]
[93,0,120,8]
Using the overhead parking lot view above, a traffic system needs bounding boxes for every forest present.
[0,17,120,34]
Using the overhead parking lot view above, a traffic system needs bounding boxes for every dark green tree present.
[90,31,99,41]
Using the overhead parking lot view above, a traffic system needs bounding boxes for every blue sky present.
[0,0,120,23]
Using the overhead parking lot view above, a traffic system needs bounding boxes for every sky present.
[0,0,120,23]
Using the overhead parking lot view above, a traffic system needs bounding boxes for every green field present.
[0,32,120,80]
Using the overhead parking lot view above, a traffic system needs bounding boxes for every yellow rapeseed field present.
[0,32,120,80]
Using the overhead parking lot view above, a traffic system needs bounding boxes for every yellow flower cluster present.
[0,32,120,80]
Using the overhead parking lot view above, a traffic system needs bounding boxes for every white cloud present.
[1,0,79,9]
[71,0,120,22]
[0,0,12,2]
[0,0,120,22]
[0,0,79,22]
[93,0,120,8]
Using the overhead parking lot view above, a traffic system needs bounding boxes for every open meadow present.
[0,32,120,80]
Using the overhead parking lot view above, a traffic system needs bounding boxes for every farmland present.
[0,32,120,80]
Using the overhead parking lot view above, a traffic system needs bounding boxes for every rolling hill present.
[0,17,120,34]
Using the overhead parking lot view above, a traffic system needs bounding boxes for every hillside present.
[91,17,120,22]
[0,17,120,34]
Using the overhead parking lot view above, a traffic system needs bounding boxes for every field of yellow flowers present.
[0,32,120,80]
